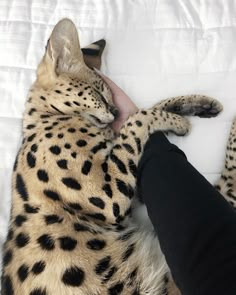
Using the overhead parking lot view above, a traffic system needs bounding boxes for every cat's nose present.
[110,106,119,119]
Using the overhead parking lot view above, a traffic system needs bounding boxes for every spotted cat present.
[1,19,223,295]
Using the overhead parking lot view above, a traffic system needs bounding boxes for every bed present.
[1,0,236,269]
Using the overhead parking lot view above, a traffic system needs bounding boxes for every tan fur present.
[1,19,224,295]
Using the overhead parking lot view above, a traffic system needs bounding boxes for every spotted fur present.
[1,19,223,295]
[215,117,236,208]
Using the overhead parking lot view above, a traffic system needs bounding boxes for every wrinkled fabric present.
[0,0,235,267]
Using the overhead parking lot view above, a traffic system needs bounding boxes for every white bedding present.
[0,0,236,265]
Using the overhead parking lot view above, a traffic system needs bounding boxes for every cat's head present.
[34,18,118,128]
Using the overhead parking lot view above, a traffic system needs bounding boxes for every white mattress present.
[1,0,236,264]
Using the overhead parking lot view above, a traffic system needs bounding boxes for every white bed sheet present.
[0,0,236,264]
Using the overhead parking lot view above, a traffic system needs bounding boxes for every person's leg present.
[138,129,236,295]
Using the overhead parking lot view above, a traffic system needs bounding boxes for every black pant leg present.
[138,132,236,295]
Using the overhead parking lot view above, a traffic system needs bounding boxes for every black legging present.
[138,132,236,295]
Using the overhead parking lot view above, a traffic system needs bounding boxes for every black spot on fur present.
[30,288,47,295]
[129,268,138,283]
[110,154,127,174]
[122,243,135,261]
[59,237,77,251]
[16,173,28,201]
[44,214,63,225]
[64,143,71,149]
[31,144,38,152]
[74,223,90,232]
[43,190,60,201]
[116,179,134,199]
[108,282,124,294]
[78,91,83,96]
[118,230,135,241]
[40,96,46,101]
[32,261,46,274]
[135,120,142,127]
[113,144,122,150]
[3,249,13,266]
[27,152,36,168]
[68,128,76,133]
[27,133,36,142]
[141,110,147,115]
[101,162,108,173]
[17,264,29,282]
[102,183,113,198]
[89,197,105,209]
[37,169,49,182]
[86,213,106,221]
[112,203,120,217]
[81,160,92,175]
[132,289,140,295]
[24,203,39,214]
[13,155,18,171]
[58,116,72,121]
[102,266,118,283]
[95,256,111,274]
[134,137,142,153]
[87,239,106,250]
[105,174,111,182]
[49,145,61,155]
[45,132,53,138]
[63,206,75,215]
[68,202,82,210]
[15,232,30,248]
[37,234,55,250]
[62,266,85,287]
[27,124,35,130]
[128,159,137,178]
[214,184,221,191]
[71,152,77,158]
[57,133,64,138]
[80,128,88,133]
[7,229,14,241]
[15,215,27,227]
[122,143,135,154]
[76,140,87,147]
[57,159,68,169]
[1,275,14,295]
[45,126,52,131]
[125,207,132,216]
[29,108,36,116]
[62,177,81,190]
[91,141,107,154]
[121,134,128,140]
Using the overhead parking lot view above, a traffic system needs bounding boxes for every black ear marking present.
[81,39,106,56]
[82,39,106,69]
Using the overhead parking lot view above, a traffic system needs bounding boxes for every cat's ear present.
[37,18,85,86]
[81,39,106,70]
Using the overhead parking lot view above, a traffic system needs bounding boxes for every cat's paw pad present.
[193,97,223,118]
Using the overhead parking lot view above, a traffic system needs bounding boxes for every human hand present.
[95,71,139,133]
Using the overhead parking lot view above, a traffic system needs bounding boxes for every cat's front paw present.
[193,97,223,118]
